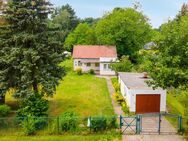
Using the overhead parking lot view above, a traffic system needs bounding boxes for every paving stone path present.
[101,76,185,141]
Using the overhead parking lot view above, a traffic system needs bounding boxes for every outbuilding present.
[118,72,166,114]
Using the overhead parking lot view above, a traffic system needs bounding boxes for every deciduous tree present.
[95,8,152,61]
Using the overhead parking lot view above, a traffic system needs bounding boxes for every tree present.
[49,4,79,45]
[64,23,97,51]
[81,17,100,26]
[95,8,152,61]
[111,56,133,73]
[0,0,65,100]
[147,14,188,89]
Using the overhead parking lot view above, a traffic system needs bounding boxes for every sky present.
[50,0,188,28]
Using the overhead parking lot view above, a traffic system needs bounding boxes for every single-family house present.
[118,72,166,114]
[73,45,117,75]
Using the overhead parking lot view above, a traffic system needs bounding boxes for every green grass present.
[0,134,121,141]
[111,78,118,85]
[48,59,114,116]
[167,94,184,115]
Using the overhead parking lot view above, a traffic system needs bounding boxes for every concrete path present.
[105,76,124,115]
[97,76,184,141]
[123,135,184,141]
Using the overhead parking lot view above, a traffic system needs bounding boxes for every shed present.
[118,72,166,114]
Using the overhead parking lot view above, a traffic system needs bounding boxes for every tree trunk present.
[33,79,38,93]
[0,95,5,105]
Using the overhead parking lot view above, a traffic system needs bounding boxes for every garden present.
[0,59,121,140]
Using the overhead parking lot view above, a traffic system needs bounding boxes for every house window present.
[104,64,110,70]
[78,61,82,66]
[104,64,107,70]
[95,63,99,67]
[86,63,91,67]
[74,61,78,66]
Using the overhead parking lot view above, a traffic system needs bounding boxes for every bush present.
[60,111,78,132]
[21,116,36,135]
[89,69,95,75]
[113,82,120,92]
[122,101,130,114]
[113,92,124,105]
[106,116,117,129]
[75,68,82,75]
[34,117,48,130]
[111,55,133,73]
[0,105,11,117]
[17,94,49,117]
[90,116,107,132]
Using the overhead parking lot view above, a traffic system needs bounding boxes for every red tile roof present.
[73,45,117,59]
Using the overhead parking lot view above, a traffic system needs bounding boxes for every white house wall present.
[74,59,99,72]
[99,57,116,75]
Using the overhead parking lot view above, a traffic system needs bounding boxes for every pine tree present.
[0,0,65,100]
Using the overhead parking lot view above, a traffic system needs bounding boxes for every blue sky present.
[50,0,188,28]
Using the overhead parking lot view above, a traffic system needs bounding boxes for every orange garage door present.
[136,94,160,114]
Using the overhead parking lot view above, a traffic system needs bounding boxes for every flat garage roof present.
[118,72,163,90]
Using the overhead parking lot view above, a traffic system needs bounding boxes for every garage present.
[136,94,160,114]
[118,72,166,114]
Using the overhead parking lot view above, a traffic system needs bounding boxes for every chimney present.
[143,72,148,78]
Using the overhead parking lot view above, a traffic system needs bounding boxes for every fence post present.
[178,115,182,133]
[57,116,59,133]
[158,113,161,134]
[89,116,91,133]
[136,115,141,134]
[120,115,122,133]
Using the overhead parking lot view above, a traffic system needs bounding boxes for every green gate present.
[120,115,141,134]
[120,113,182,135]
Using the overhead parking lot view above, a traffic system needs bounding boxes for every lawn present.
[166,90,188,136]
[49,59,115,116]
[0,134,121,141]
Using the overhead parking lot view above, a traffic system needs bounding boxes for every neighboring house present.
[118,72,166,114]
[73,45,117,75]
[144,42,156,50]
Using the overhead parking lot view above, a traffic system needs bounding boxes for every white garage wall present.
[119,77,131,107]
[129,89,166,112]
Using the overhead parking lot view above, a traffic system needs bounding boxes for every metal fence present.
[0,115,120,136]
[0,113,185,136]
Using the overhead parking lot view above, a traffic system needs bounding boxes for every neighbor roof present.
[118,72,163,90]
[73,45,117,59]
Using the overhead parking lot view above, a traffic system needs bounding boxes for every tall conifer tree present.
[0,0,65,100]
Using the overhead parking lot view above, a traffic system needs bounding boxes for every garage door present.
[136,94,160,114]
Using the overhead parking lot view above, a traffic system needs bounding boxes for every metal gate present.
[120,115,141,134]
[120,113,182,135]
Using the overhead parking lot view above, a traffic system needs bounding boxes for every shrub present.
[122,101,130,114]
[21,116,36,135]
[90,116,107,132]
[113,82,120,92]
[113,92,124,105]
[17,94,49,117]
[75,68,82,75]
[60,111,78,132]
[111,55,133,73]
[0,105,11,117]
[89,69,95,75]
[34,117,48,130]
[106,116,117,129]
